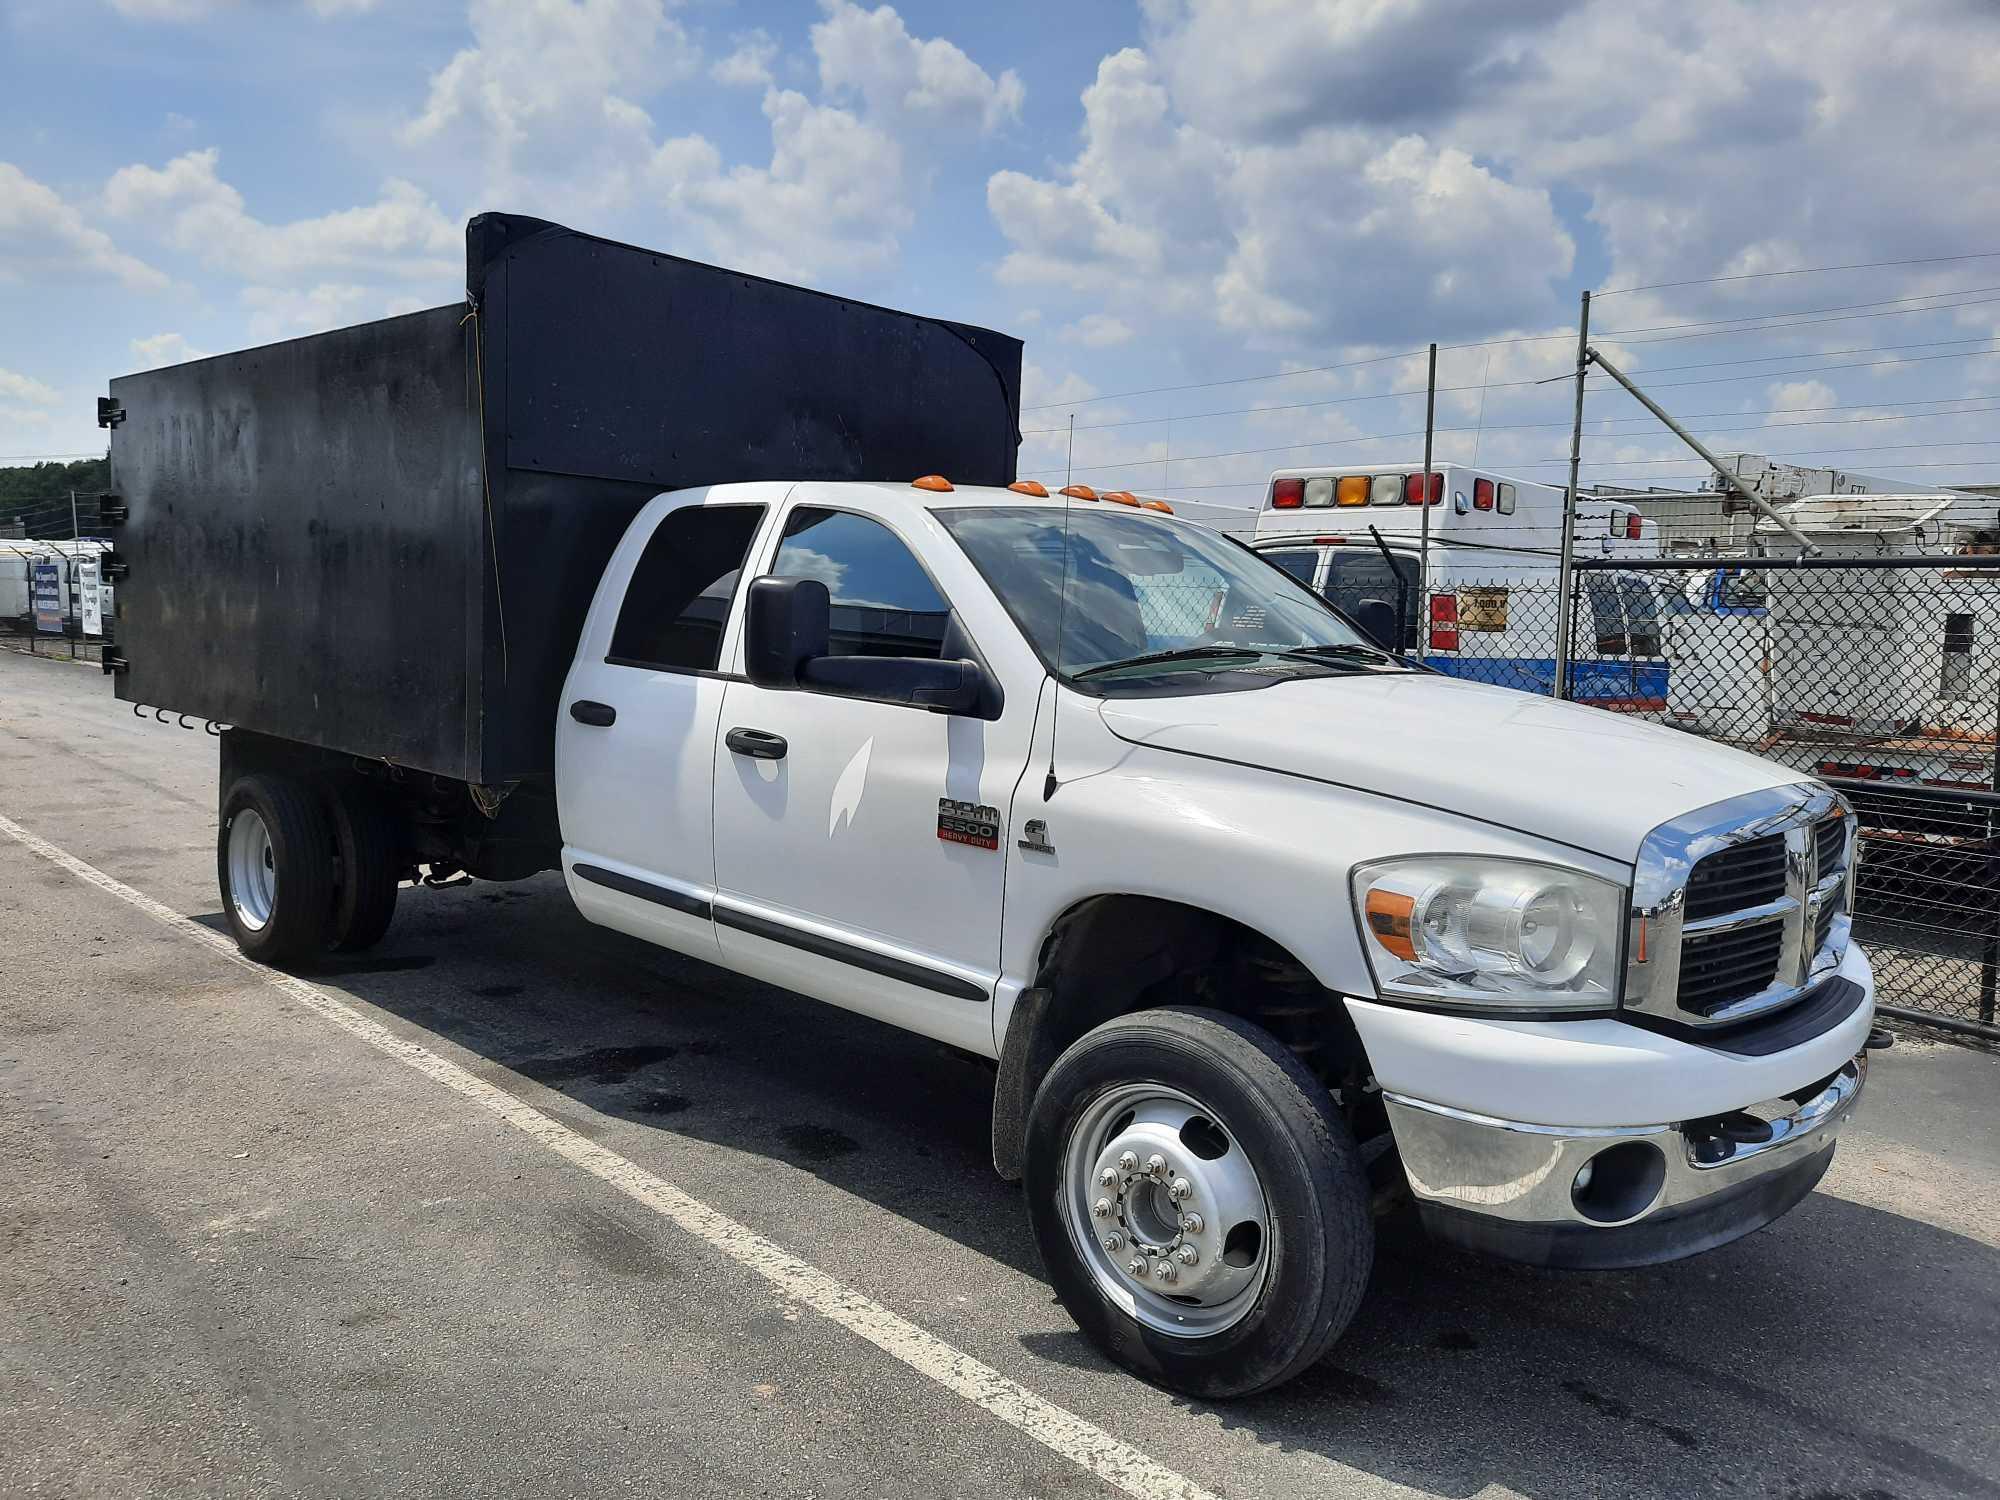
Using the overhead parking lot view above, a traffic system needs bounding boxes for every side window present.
[610,505,766,671]
[1264,549,1319,587]
[775,508,953,659]
[1584,578,1627,656]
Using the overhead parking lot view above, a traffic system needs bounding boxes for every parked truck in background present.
[100,215,1877,1398]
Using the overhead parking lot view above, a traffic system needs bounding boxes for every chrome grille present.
[1628,785,1856,1030]
[1682,835,1787,922]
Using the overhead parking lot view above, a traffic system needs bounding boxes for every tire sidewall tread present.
[217,772,336,967]
[1023,1005,1373,1399]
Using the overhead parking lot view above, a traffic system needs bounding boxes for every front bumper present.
[1384,1054,1865,1269]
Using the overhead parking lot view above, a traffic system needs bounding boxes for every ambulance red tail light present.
[1473,478,1495,511]
[1271,477,1304,509]
[1404,472,1443,505]
[1429,592,1459,651]
[1626,512,1643,540]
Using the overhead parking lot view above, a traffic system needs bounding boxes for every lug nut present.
[1116,1151,1138,1174]
[1126,1257,1148,1278]
[1169,1177,1193,1203]
[1103,1232,1124,1252]
[1153,1260,1177,1284]
[1180,1212,1204,1235]
[1098,1168,1118,1189]
[1092,1196,1114,1219]
[1176,1245,1199,1267]
[1146,1153,1167,1181]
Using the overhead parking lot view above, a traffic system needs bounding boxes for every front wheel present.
[218,773,335,966]
[1023,1006,1373,1398]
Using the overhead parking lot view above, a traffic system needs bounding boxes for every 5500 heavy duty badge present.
[938,798,1001,850]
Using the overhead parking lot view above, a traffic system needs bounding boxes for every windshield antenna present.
[1046,413,1077,800]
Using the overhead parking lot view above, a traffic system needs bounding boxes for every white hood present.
[1095,672,1804,862]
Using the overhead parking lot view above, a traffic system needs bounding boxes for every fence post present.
[1554,289,1589,699]
[1983,676,2000,1028]
[1417,342,1437,661]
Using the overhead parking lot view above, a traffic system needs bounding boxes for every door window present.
[1617,575,1664,657]
[609,504,766,671]
[1325,551,1421,650]
[1584,578,1627,655]
[774,508,953,659]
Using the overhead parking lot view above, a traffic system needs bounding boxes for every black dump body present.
[108,213,1022,784]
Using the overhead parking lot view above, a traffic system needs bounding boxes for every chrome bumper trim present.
[1384,1053,1865,1231]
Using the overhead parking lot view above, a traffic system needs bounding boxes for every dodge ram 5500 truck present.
[103,215,1873,1398]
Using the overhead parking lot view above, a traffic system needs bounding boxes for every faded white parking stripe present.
[0,811,1217,1500]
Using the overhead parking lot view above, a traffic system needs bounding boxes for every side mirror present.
[745,575,830,688]
[1353,597,1398,651]
[801,655,986,714]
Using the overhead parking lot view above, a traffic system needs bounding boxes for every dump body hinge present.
[101,647,128,676]
[97,494,128,526]
[97,397,125,429]
[99,549,130,581]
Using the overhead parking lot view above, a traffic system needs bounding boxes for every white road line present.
[0,811,1217,1500]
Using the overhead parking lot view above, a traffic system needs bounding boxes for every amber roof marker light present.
[1008,480,1050,497]
[1059,484,1098,501]
[912,474,954,492]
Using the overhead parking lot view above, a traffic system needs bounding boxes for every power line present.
[1021,280,2000,414]
[1596,249,2000,297]
[1026,401,2000,479]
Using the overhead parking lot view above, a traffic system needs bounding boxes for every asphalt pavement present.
[3,644,1998,1500]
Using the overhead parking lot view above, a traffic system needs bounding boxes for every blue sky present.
[4,0,1998,509]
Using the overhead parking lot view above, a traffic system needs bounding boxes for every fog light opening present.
[1571,1141,1667,1225]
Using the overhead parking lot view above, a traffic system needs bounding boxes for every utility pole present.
[69,489,79,541]
[1554,291,1589,700]
[1417,343,1437,660]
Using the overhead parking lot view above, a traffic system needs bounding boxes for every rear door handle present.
[570,700,617,727]
[726,727,787,760]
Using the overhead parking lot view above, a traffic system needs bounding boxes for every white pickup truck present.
[106,217,1873,1398]
[252,477,1873,1395]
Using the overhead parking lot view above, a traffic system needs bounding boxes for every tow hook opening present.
[1570,1140,1667,1224]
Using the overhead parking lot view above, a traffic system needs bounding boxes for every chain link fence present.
[1420,554,2000,1039]
[1,493,115,663]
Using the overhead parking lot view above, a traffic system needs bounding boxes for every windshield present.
[938,506,1396,691]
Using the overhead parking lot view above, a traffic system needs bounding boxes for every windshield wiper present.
[1271,643,1397,666]
[1072,646,1264,680]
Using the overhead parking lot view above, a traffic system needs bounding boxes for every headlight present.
[1351,856,1624,1012]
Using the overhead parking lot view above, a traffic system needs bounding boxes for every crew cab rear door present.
[557,488,783,959]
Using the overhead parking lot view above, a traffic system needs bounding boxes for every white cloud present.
[241,282,375,340]
[102,148,456,282]
[1061,313,1134,349]
[651,88,908,281]
[0,368,59,405]
[712,30,778,87]
[811,0,1023,135]
[0,162,166,291]
[988,47,1571,348]
[129,332,210,369]
[402,0,696,192]
[1766,380,1838,413]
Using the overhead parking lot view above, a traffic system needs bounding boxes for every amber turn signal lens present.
[1364,889,1418,960]
[1336,475,1371,507]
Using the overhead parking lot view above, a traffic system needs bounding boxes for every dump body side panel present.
[109,306,484,780]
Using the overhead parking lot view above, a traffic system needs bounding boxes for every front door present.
[710,503,1035,1053]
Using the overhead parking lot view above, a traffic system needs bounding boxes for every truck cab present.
[541,477,1872,1395]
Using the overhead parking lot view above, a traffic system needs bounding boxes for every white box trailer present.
[1756,498,2000,752]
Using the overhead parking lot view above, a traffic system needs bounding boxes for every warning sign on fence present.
[77,558,102,636]
[31,560,62,634]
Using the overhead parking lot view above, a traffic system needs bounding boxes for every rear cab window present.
[609,504,766,671]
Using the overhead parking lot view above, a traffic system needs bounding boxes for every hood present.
[1095,672,1804,862]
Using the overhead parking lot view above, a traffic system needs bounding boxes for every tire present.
[217,772,335,967]
[329,786,400,952]
[1023,1006,1373,1398]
